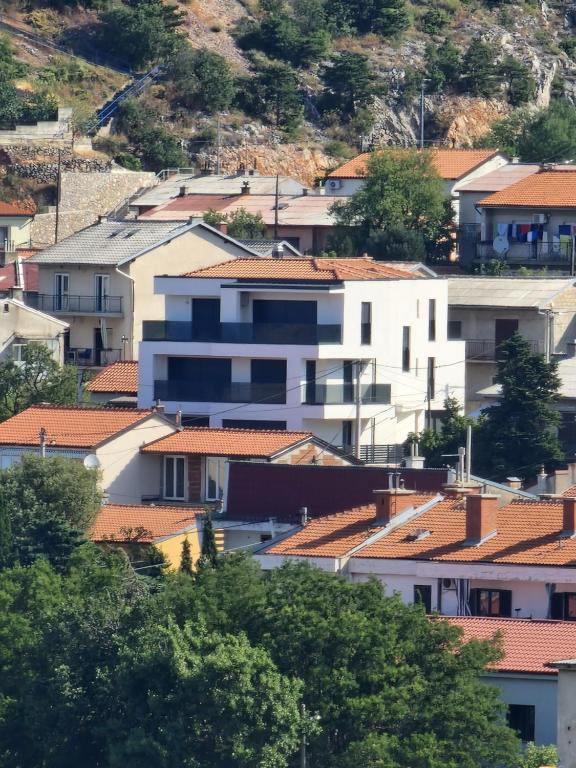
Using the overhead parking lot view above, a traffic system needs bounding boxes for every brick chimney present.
[217,222,228,235]
[372,488,415,524]
[562,497,576,537]
[506,476,523,490]
[442,481,481,498]
[465,494,498,545]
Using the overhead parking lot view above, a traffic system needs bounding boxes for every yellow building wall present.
[156,528,201,570]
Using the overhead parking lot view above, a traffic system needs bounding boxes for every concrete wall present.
[0,109,73,145]
[555,667,576,767]
[0,299,68,363]
[487,673,558,746]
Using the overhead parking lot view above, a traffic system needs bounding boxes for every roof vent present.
[407,528,430,541]
[241,181,251,195]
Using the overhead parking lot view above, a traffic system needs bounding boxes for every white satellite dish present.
[492,235,509,255]
[83,454,101,470]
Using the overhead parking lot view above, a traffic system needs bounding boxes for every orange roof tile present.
[356,497,576,566]
[86,361,139,394]
[447,616,576,675]
[183,257,417,281]
[329,149,499,181]
[563,485,576,496]
[478,168,576,208]
[142,427,312,457]
[266,496,436,558]
[0,404,154,449]
[91,504,203,542]
[0,200,35,216]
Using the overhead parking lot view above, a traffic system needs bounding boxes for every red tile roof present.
[478,168,576,208]
[86,361,139,394]
[183,257,417,281]
[447,616,576,675]
[563,485,576,496]
[355,497,576,566]
[329,149,499,181]
[0,200,35,216]
[0,405,154,449]
[266,496,437,558]
[0,262,38,293]
[91,504,203,542]
[142,427,312,457]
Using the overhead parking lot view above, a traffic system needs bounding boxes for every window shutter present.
[469,588,480,616]
[499,590,512,617]
[551,593,565,620]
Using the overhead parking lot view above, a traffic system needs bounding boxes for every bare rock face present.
[441,97,511,147]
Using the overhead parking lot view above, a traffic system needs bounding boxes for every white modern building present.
[138,257,465,461]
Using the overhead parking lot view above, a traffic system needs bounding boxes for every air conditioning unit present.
[327,179,342,190]
[442,578,457,591]
[532,214,547,224]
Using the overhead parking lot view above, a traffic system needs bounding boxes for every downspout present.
[115,264,135,360]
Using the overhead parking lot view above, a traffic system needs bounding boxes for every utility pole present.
[274,173,280,240]
[465,424,472,482]
[54,148,62,244]
[39,427,46,459]
[420,82,425,150]
[354,360,363,460]
[216,115,222,175]
[300,703,307,768]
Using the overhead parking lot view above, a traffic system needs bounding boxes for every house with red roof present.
[85,360,139,406]
[138,256,465,462]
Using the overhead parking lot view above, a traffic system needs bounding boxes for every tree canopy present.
[168,46,235,113]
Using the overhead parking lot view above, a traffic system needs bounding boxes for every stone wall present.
[0,108,73,146]
[31,167,157,246]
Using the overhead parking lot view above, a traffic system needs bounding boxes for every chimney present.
[404,441,425,469]
[10,256,24,302]
[179,185,188,197]
[562,497,576,537]
[537,466,548,493]
[300,506,308,526]
[442,481,481,498]
[217,221,228,235]
[302,188,309,196]
[506,476,522,490]
[153,399,165,414]
[241,181,251,195]
[372,488,415,524]
[175,408,182,428]
[98,215,107,224]
[465,494,498,545]
[272,243,284,259]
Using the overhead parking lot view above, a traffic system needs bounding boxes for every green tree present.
[331,150,449,256]
[199,513,218,568]
[461,39,498,97]
[169,46,235,113]
[0,454,102,568]
[499,56,536,106]
[425,39,461,93]
[0,505,13,569]
[0,34,28,80]
[203,208,267,238]
[0,343,77,421]
[420,7,449,34]
[366,226,426,261]
[321,52,379,118]
[238,62,303,135]
[0,78,22,128]
[407,396,473,467]
[474,333,563,480]
[180,537,193,575]
[355,0,410,37]
[516,101,576,162]
[476,108,533,158]
[515,742,557,768]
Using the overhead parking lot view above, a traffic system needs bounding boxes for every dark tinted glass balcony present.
[143,321,342,344]
[304,383,390,405]
[154,380,286,404]
[34,294,123,314]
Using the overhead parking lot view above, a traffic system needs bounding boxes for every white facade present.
[138,273,465,456]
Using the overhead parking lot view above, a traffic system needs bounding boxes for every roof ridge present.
[26,403,151,413]
[180,426,311,435]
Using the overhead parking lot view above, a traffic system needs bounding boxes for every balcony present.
[475,241,572,267]
[143,321,342,345]
[67,347,122,366]
[342,443,405,464]
[304,383,391,405]
[465,339,540,361]
[33,294,123,315]
[154,379,286,404]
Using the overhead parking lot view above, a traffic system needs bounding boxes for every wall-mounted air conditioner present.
[327,179,342,190]
[532,213,547,224]
[442,578,457,591]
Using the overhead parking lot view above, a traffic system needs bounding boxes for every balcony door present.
[495,319,518,355]
[192,298,220,340]
[54,273,69,311]
[95,274,110,313]
[168,357,231,401]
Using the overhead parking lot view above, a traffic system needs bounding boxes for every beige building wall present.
[0,299,68,363]
[95,415,177,504]
[156,529,201,570]
[0,215,33,250]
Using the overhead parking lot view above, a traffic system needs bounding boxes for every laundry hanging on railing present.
[492,223,544,242]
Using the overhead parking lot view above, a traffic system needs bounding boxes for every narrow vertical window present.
[428,298,436,341]
[164,456,186,500]
[361,302,371,345]
[402,326,411,372]
[427,357,435,400]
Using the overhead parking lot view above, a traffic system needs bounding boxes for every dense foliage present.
[116,98,187,171]
[203,208,267,239]
[0,547,524,768]
[0,35,57,128]
[168,46,235,114]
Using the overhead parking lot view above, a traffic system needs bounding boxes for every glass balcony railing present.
[154,379,286,404]
[143,321,342,345]
[303,383,391,405]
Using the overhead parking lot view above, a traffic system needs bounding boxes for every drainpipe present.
[115,264,135,360]
[538,309,553,363]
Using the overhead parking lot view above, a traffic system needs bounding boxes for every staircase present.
[87,66,164,135]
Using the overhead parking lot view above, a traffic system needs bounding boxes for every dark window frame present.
[402,326,411,372]
[414,584,432,613]
[470,588,512,617]
[361,302,372,345]
[447,320,462,339]
[429,298,436,341]
[507,704,535,743]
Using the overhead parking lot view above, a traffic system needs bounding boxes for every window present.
[181,415,210,427]
[342,420,353,451]
[427,357,435,401]
[95,274,110,313]
[361,302,372,345]
[260,534,272,543]
[428,299,436,341]
[305,360,316,404]
[164,456,186,500]
[470,588,512,617]
[223,419,287,430]
[402,326,411,372]
[414,585,432,613]
[54,273,69,311]
[343,360,354,403]
[448,320,462,339]
[507,705,535,743]
[551,592,576,620]
[206,457,226,501]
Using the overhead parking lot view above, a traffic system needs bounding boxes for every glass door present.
[95,274,110,313]
[54,273,69,311]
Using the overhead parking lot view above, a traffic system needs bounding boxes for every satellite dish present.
[83,454,101,470]
[492,235,509,255]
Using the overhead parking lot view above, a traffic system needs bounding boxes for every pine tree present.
[199,513,218,568]
[461,39,498,97]
[0,505,13,569]
[180,537,193,575]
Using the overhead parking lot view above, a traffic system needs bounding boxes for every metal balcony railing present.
[142,321,342,345]
[67,348,122,366]
[341,443,405,464]
[465,339,540,361]
[304,383,391,405]
[35,294,123,314]
[154,380,287,404]
[475,241,573,265]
